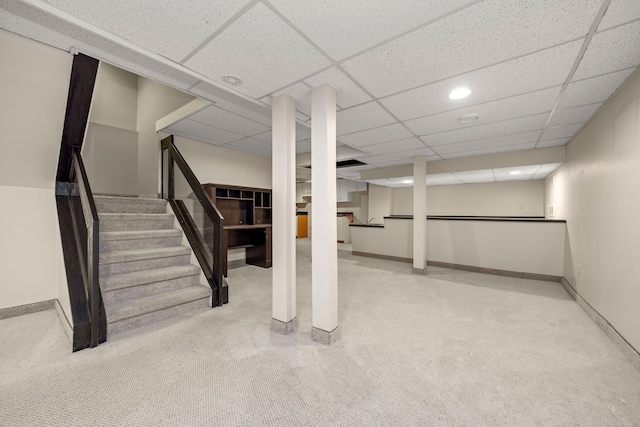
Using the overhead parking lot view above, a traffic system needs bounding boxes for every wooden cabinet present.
[203,184,272,276]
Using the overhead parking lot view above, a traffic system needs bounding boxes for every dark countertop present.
[385,215,566,223]
[224,224,272,230]
[349,223,384,228]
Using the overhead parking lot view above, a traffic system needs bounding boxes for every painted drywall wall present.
[0,30,72,311]
[545,67,640,352]
[90,62,138,131]
[368,184,393,224]
[137,78,194,197]
[392,180,545,216]
[351,218,565,276]
[173,135,272,188]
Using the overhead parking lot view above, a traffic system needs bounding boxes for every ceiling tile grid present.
[432,131,541,155]
[597,0,640,31]
[557,68,636,108]
[336,101,397,136]
[340,123,414,147]
[189,105,270,136]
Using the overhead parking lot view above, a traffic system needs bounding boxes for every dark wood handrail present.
[161,135,225,306]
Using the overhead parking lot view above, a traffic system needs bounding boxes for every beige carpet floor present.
[1,239,639,426]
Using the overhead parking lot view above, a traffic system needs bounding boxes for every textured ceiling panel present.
[336,102,397,136]
[227,137,272,157]
[360,147,436,165]
[421,114,548,146]
[440,142,536,160]
[189,105,270,136]
[537,137,571,148]
[540,124,584,141]
[547,103,602,127]
[597,0,640,31]
[432,131,541,155]
[558,68,635,108]
[46,0,251,61]
[268,0,476,61]
[572,20,640,81]
[305,67,372,108]
[342,0,599,97]
[167,119,244,145]
[362,138,427,155]
[185,3,331,98]
[296,139,311,154]
[265,82,313,116]
[404,86,560,136]
[340,123,414,147]
[380,41,581,121]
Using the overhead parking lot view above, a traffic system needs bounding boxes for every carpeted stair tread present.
[100,265,202,292]
[107,285,211,323]
[94,196,167,214]
[101,229,182,241]
[99,212,174,221]
[100,246,191,264]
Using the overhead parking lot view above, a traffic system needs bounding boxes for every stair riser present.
[100,255,191,278]
[100,219,175,232]
[107,297,210,337]
[95,199,167,214]
[102,275,202,305]
[99,236,183,252]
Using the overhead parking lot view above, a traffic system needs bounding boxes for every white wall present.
[392,180,545,216]
[368,184,393,223]
[545,68,640,352]
[0,30,72,310]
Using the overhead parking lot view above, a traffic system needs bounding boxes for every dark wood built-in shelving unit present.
[203,184,272,276]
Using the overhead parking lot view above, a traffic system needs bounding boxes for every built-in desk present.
[223,224,272,276]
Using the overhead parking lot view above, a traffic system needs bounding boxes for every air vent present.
[336,159,367,168]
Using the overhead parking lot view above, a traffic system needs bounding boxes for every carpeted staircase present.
[95,196,212,338]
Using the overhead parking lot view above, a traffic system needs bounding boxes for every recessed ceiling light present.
[222,75,242,86]
[449,87,471,100]
[458,113,479,123]
[509,170,522,175]
[402,179,413,184]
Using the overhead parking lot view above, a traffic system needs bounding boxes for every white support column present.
[271,95,297,334]
[311,84,339,345]
[413,155,427,274]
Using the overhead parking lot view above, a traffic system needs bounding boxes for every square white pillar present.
[311,84,339,344]
[413,155,427,274]
[271,95,297,334]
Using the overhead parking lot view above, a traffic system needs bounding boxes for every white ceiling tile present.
[493,165,541,179]
[536,163,563,174]
[184,3,331,98]
[188,82,273,126]
[336,102,397,135]
[296,139,311,154]
[572,20,640,81]
[363,138,428,155]
[421,114,547,146]
[268,82,313,116]
[404,86,560,135]
[340,123,413,147]
[372,158,439,168]
[598,0,640,31]
[46,0,250,61]
[342,1,599,97]
[432,131,541,155]
[558,68,635,108]
[380,41,580,120]
[227,137,272,157]
[536,137,570,148]
[268,0,476,61]
[427,173,463,185]
[188,105,270,136]
[439,143,536,160]
[453,169,495,181]
[251,131,271,144]
[359,146,435,165]
[296,111,310,121]
[540,124,583,141]
[297,123,312,141]
[305,67,372,108]
[167,119,244,144]
[547,103,602,127]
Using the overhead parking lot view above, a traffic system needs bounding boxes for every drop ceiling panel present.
[537,137,571,148]
[440,142,536,160]
[540,124,583,141]
[360,147,436,165]
[305,67,372,108]
[342,0,599,97]
[557,68,635,108]
[340,123,414,147]
[265,82,313,117]
[167,119,244,145]
[421,114,548,146]
[189,105,270,136]
[46,0,250,61]
[404,86,560,136]
[296,139,311,154]
[428,173,463,185]
[547,103,602,128]
[597,0,640,31]
[493,165,541,179]
[227,137,272,157]
[572,21,640,81]
[432,131,540,155]
[363,138,427,155]
[268,0,476,61]
[184,2,331,98]
[336,102,397,136]
[380,41,581,121]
